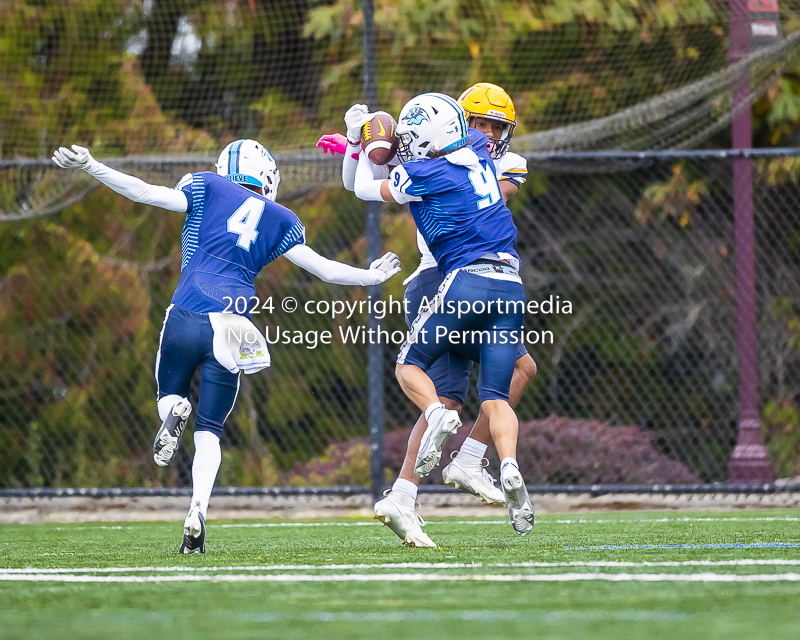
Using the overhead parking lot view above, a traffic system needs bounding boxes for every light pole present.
[363,0,386,503]
[727,0,774,483]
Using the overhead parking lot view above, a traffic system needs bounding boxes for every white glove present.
[51,145,99,172]
[367,252,401,284]
[344,104,373,145]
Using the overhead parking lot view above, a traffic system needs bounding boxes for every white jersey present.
[404,151,527,284]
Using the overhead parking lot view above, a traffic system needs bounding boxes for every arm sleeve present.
[282,244,377,286]
[353,151,391,202]
[342,142,361,191]
[387,164,424,204]
[85,163,189,212]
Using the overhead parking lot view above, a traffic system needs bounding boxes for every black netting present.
[3,153,800,488]
[3,0,800,489]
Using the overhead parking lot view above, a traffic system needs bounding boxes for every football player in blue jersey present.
[351,93,535,541]
[332,85,535,547]
[52,140,401,553]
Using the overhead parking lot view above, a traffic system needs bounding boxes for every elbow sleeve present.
[354,179,385,202]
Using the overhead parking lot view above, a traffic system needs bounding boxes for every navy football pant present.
[155,305,240,437]
[399,267,526,402]
[403,267,528,404]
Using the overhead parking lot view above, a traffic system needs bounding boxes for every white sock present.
[458,438,488,466]
[190,431,222,519]
[500,457,519,477]
[424,402,445,422]
[391,478,418,507]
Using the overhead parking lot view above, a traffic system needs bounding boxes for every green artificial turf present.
[2,511,800,639]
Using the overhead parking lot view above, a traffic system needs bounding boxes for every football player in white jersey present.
[326,83,537,547]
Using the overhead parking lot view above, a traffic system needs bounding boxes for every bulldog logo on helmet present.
[402,106,431,126]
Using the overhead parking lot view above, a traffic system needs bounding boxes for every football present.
[360,111,398,165]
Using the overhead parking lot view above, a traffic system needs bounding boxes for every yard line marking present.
[217,516,800,529]
[0,563,482,574]
[551,516,800,524]
[213,609,690,623]
[218,522,378,528]
[67,610,692,624]
[568,542,800,550]
[217,521,511,528]
[79,609,690,624]
[42,522,505,531]
[52,526,134,531]
[4,572,800,583]
[495,559,800,568]
[5,559,800,575]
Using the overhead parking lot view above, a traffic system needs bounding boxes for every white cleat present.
[442,455,506,505]
[501,465,534,536]
[179,501,206,554]
[414,408,461,477]
[374,492,437,548]
[153,399,192,467]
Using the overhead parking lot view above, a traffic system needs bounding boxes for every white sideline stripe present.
[4,572,800,583]
[217,520,505,528]
[549,516,800,524]
[218,522,382,528]
[5,559,800,575]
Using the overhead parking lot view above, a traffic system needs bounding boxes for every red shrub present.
[382,415,698,485]
[512,416,698,484]
[286,415,698,486]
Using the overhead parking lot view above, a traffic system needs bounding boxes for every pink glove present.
[316,133,359,159]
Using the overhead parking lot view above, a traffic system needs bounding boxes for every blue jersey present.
[171,171,305,313]
[388,129,519,276]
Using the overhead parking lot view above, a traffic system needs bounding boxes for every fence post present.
[727,0,773,483]
[363,0,385,504]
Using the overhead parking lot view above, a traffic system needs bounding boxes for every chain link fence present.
[3,150,800,490]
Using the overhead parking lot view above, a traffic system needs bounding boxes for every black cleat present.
[179,506,206,554]
[153,399,192,467]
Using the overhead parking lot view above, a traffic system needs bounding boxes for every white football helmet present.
[216,139,281,201]
[395,93,469,163]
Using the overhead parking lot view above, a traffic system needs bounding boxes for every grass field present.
[2,511,800,639]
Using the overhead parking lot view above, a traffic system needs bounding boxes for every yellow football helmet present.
[457,82,516,159]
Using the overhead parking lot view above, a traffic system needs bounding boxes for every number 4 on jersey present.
[227,197,265,250]
[469,163,501,209]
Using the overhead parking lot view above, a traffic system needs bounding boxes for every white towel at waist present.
[209,312,271,375]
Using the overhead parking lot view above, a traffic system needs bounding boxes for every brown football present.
[360,111,398,165]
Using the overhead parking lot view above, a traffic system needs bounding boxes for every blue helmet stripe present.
[228,140,244,176]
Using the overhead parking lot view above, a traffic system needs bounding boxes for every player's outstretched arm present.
[283,244,400,286]
[353,151,400,203]
[341,104,374,191]
[52,145,188,212]
[353,153,425,206]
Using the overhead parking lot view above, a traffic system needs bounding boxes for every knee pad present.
[158,394,189,422]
